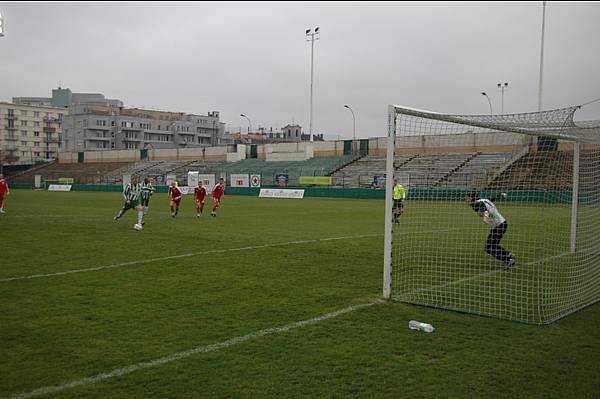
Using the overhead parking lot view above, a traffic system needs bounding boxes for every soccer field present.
[1,190,599,398]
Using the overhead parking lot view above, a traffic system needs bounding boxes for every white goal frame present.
[383,104,600,324]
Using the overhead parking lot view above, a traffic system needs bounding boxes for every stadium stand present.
[10,161,132,184]
[489,151,575,190]
[331,152,517,189]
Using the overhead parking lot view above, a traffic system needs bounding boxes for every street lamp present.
[240,114,252,133]
[306,27,320,142]
[497,82,508,114]
[481,92,493,115]
[343,104,356,154]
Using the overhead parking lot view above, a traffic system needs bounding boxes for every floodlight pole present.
[497,82,508,114]
[481,92,493,115]
[306,27,320,142]
[538,1,546,112]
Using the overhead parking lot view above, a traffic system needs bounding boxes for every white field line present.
[399,250,576,296]
[1,234,383,283]
[4,300,382,399]
[1,228,462,283]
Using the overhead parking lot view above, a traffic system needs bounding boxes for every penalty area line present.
[3,300,382,399]
[1,233,383,283]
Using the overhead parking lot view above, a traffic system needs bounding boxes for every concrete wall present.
[368,132,531,156]
[55,132,547,164]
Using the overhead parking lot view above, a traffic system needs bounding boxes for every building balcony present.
[122,137,142,142]
[86,136,111,141]
[43,116,60,122]
[145,129,174,135]
[43,127,57,133]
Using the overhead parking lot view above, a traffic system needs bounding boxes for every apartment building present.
[61,106,225,152]
[14,87,226,152]
[0,103,67,165]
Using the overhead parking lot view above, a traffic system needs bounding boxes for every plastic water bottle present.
[409,320,435,333]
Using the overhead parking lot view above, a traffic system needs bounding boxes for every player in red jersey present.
[211,178,225,217]
[0,174,10,214]
[194,181,207,218]
[168,180,184,218]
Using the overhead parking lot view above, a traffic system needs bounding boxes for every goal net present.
[383,104,600,324]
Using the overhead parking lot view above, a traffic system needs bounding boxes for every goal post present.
[383,105,397,299]
[384,104,600,324]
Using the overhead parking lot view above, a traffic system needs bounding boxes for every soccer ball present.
[133,223,143,231]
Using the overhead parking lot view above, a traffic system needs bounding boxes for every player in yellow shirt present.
[393,179,406,224]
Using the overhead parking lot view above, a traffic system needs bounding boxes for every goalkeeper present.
[466,192,516,269]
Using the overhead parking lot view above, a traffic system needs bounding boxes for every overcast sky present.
[1,2,599,139]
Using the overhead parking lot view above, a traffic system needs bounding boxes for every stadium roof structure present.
[391,103,600,144]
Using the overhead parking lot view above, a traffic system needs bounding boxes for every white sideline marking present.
[4,301,382,399]
[0,234,383,283]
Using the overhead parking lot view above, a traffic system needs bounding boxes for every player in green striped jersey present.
[114,175,145,228]
[140,178,155,224]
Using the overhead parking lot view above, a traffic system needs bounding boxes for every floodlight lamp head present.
[344,104,349,108]
[481,92,487,96]
[306,29,311,34]
[315,27,319,33]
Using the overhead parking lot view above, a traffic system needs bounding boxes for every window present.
[34,152,40,156]
[21,131,27,136]
[34,111,40,117]
[34,121,40,127]
[22,151,27,156]
[96,120,106,126]
[20,120,27,126]
[20,110,27,116]
[34,131,40,137]
[21,141,27,146]
[34,142,40,147]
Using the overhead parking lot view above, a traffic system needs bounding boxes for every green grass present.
[0,190,598,398]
